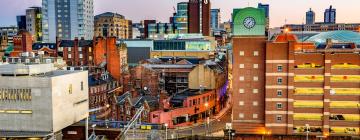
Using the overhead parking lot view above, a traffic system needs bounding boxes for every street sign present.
[226,123,232,130]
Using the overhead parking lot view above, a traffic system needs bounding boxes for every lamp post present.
[164,123,168,140]
[204,102,209,136]
[306,124,310,140]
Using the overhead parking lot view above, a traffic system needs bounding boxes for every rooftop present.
[306,31,360,45]
[0,63,83,77]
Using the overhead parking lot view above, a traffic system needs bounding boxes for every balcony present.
[295,63,324,69]
[293,101,323,108]
[330,114,360,121]
[294,88,324,95]
[330,101,360,108]
[331,88,360,95]
[330,127,359,135]
[331,75,360,82]
[332,63,360,69]
[294,113,323,121]
[294,75,324,82]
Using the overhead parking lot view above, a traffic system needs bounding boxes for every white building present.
[0,63,88,138]
[42,0,94,43]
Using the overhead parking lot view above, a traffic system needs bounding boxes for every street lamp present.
[164,123,168,140]
[305,124,310,140]
[204,102,209,136]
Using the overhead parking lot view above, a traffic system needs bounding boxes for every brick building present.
[188,0,211,36]
[94,12,133,39]
[231,7,359,139]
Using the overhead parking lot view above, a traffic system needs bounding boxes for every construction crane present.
[116,105,145,140]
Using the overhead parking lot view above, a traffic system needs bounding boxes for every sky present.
[0,0,359,27]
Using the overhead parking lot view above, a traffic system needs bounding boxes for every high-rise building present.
[258,3,269,35]
[42,0,94,43]
[94,12,133,39]
[174,2,189,34]
[26,7,42,42]
[16,15,27,30]
[143,20,156,38]
[306,8,315,24]
[188,0,211,36]
[324,5,336,24]
[210,9,220,30]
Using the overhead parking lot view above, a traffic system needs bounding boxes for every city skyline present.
[0,0,360,27]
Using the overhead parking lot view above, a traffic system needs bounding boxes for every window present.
[253,51,259,56]
[253,101,258,106]
[253,114,258,119]
[276,115,282,122]
[277,90,283,96]
[239,113,244,118]
[81,81,84,91]
[239,101,244,106]
[239,51,244,56]
[277,65,283,72]
[239,64,245,68]
[253,76,259,81]
[276,103,283,109]
[79,54,83,59]
[253,89,258,94]
[277,77,283,85]
[68,54,72,59]
[78,47,82,51]
[253,64,259,69]
[239,76,245,81]
[239,89,244,94]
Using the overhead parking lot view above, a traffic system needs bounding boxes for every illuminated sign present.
[0,88,32,101]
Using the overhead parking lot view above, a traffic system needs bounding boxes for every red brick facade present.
[232,33,360,138]
[188,0,211,36]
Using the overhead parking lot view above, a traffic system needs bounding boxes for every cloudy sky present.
[1,0,359,27]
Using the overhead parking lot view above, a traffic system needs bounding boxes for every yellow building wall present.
[189,64,216,90]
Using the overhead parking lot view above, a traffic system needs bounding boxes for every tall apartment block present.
[42,0,94,43]
[173,2,189,34]
[210,9,220,30]
[26,7,42,42]
[188,0,211,36]
[232,7,359,139]
[306,8,315,25]
[324,5,336,24]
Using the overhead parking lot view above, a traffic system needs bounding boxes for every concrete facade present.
[0,64,89,133]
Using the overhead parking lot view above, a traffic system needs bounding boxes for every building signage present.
[0,88,32,101]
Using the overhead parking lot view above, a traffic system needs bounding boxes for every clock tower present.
[232,7,266,36]
[231,7,267,136]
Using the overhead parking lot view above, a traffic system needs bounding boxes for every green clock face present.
[232,7,266,36]
[243,17,256,29]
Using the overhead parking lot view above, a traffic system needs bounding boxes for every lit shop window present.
[293,126,323,133]
[331,63,360,69]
